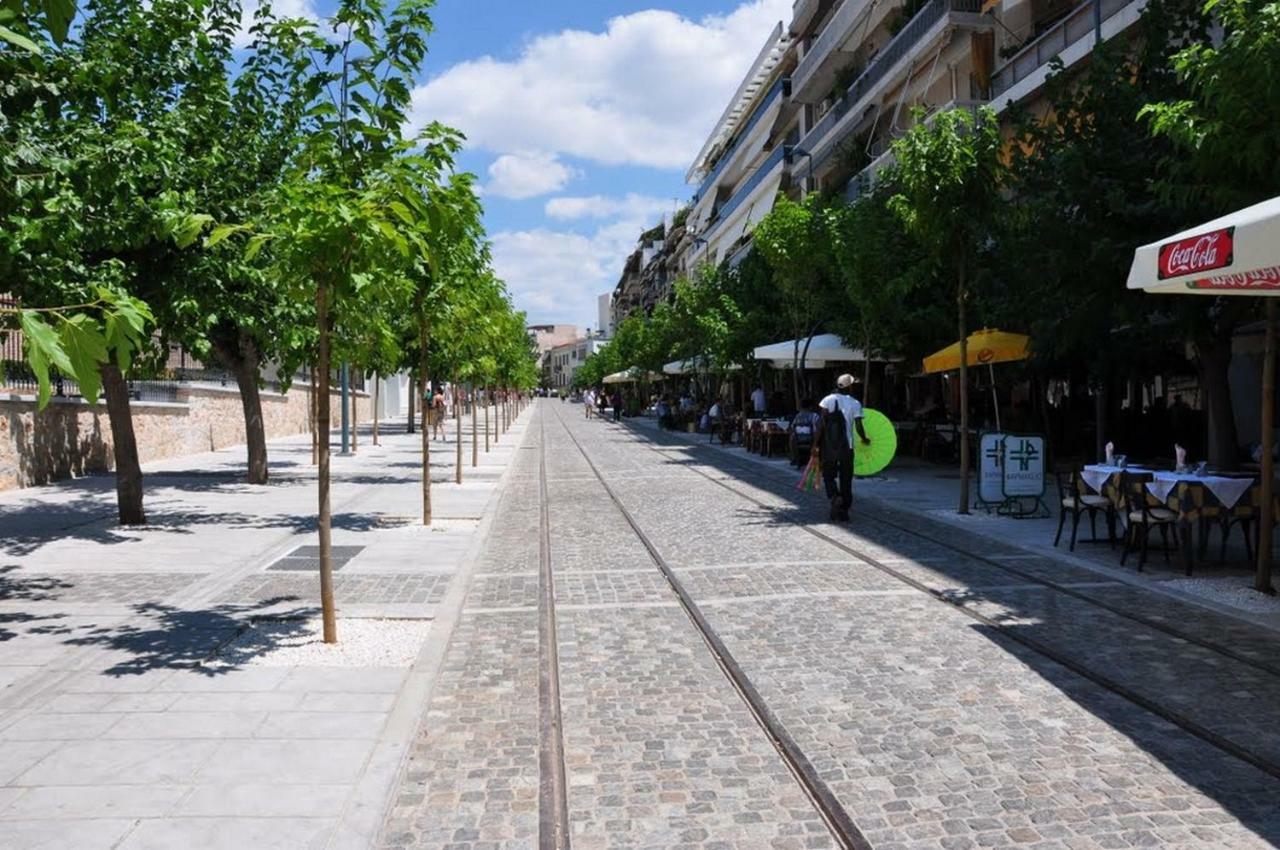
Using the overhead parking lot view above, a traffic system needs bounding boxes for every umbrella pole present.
[1257,298,1276,595]
[990,363,1001,432]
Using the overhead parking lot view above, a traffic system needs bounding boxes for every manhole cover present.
[268,545,364,572]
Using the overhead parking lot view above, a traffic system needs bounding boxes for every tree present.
[1142,0,1280,593]
[825,189,925,406]
[753,196,840,408]
[1,0,248,523]
[890,107,1004,514]
[258,0,463,643]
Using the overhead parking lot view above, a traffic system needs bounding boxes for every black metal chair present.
[1119,473,1178,570]
[1053,469,1115,551]
[1219,483,1261,565]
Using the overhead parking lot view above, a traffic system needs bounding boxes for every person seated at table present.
[655,396,674,430]
[789,399,821,467]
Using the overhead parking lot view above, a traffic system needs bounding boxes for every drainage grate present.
[268,545,365,572]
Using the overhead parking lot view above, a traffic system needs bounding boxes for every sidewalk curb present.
[326,407,536,850]
[619,416,1280,637]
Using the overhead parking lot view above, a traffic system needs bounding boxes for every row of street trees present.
[578,0,1277,521]
[1,0,538,639]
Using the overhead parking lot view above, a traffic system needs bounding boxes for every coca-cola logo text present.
[1158,227,1234,279]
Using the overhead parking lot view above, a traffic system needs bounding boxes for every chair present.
[1053,469,1115,551]
[1119,474,1179,570]
[1218,483,1261,565]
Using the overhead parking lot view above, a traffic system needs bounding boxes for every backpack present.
[821,405,849,462]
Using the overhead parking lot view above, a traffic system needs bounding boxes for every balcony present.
[991,0,1141,101]
[841,99,983,200]
[694,77,790,203]
[791,0,875,101]
[800,0,988,174]
[700,145,790,247]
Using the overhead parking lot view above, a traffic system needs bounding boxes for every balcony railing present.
[694,77,789,203]
[700,145,789,246]
[792,0,873,97]
[799,0,985,165]
[991,0,1135,98]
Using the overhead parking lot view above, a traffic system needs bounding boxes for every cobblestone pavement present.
[537,406,1280,849]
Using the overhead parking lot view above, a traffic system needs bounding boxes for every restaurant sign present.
[1187,264,1280,291]
[1001,435,1045,498]
[1158,227,1234,280]
[978,432,1006,506]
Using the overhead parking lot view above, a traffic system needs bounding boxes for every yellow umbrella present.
[922,329,1030,432]
[922,328,1030,374]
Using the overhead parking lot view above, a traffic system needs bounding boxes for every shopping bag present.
[795,455,821,492]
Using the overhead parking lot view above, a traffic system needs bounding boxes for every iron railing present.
[792,0,875,97]
[991,0,1136,98]
[800,0,986,173]
[694,77,790,203]
[699,144,789,248]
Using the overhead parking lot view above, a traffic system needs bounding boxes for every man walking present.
[750,384,767,417]
[813,374,870,521]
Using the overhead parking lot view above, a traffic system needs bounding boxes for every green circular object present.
[854,409,898,477]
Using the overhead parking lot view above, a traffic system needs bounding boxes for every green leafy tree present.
[258,0,463,643]
[1142,0,1280,592]
[890,107,1004,514]
[753,196,841,408]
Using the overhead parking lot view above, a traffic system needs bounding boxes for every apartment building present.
[680,22,800,271]
[788,0,1148,202]
[545,337,610,391]
[610,216,688,328]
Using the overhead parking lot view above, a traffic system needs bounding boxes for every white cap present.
[837,373,855,388]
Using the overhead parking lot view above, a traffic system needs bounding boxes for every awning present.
[662,357,742,375]
[752,333,867,368]
[1127,195,1280,294]
[922,329,1030,374]
[603,368,661,384]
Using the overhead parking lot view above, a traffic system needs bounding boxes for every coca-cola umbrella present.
[1125,194,1280,594]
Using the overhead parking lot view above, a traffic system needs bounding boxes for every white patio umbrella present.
[751,333,867,368]
[1126,195,1280,593]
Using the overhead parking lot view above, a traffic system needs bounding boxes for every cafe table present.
[1147,472,1258,573]
[1080,464,1154,508]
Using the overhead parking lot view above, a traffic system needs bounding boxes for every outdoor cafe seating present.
[1075,460,1269,574]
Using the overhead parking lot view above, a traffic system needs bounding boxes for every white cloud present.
[234,0,322,48]
[492,216,655,329]
[485,152,579,200]
[545,193,674,221]
[408,0,791,170]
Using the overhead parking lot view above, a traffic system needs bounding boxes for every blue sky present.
[403,0,793,330]
[271,0,791,329]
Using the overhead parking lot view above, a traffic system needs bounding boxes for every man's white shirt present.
[750,388,767,413]
[819,393,864,447]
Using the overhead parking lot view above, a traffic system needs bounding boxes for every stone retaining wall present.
[0,384,371,491]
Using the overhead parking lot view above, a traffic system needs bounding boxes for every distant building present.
[527,324,579,361]
[545,337,610,390]
[609,212,689,329]
[597,293,615,339]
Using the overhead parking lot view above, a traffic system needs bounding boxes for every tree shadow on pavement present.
[61,599,313,677]
[614,418,1280,846]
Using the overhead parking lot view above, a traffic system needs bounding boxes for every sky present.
[261,0,793,332]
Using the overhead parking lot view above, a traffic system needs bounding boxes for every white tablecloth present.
[1081,464,1153,494]
[1147,472,1255,509]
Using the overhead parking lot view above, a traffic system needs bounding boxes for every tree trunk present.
[407,376,415,434]
[316,282,337,644]
[455,384,463,484]
[1199,332,1239,469]
[471,385,478,467]
[215,333,269,485]
[372,373,380,446]
[100,363,146,525]
[957,267,971,515]
[485,387,491,452]
[1257,298,1276,594]
[863,326,873,408]
[310,365,318,465]
[420,321,432,525]
[1094,373,1108,464]
[351,374,358,454]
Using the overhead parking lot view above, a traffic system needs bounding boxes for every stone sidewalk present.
[0,405,531,849]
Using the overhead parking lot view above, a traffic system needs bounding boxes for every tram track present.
[537,413,571,850]
[542,403,871,850]
[606,420,1280,784]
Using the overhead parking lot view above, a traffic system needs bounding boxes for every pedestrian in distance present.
[583,387,595,419]
[610,389,623,422]
[431,388,447,441]
[812,374,870,522]
[750,384,767,416]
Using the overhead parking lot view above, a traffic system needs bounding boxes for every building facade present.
[545,337,610,391]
